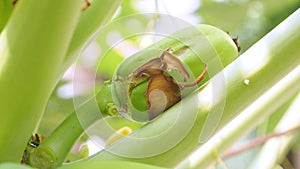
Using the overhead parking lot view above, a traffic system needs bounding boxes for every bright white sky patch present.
[135,0,201,24]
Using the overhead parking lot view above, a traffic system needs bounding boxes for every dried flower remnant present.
[12,0,91,11]
[232,37,241,52]
[21,133,44,164]
[82,0,91,11]
[12,0,18,6]
[127,48,207,120]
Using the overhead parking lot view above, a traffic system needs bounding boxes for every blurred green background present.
[39,0,299,166]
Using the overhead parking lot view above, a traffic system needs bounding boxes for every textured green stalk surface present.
[91,9,300,168]
[0,0,83,162]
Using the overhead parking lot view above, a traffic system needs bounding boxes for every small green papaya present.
[101,24,239,122]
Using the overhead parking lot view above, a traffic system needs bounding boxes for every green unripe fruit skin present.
[112,24,239,122]
[130,82,148,112]
[115,24,238,79]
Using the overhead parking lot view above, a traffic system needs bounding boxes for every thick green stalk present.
[29,112,85,169]
[0,0,83,162]
[27,2,122,166]
[249,91,300,169]
[176,64,300,169]
[0,161,166,169]
[29,94,142,168]
[91,8,300,167]
[58,160,166,169]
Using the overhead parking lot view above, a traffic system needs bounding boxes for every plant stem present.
[29,92,105,168]
[29,112,84,169]
[30,95,142,168]
[91,8,300,168]
[222,125,300,159]
[0,0,83,162]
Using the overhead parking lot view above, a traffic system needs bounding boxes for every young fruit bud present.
[96,81,119,117]
[99,24,239,122]
[112,48,207,122]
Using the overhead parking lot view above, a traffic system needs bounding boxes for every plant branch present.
[0,0,83,162]
[222,125,300,159]
[176,51,300,168]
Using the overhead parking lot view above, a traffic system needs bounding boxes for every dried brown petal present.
[144,69,181,120]
[160,49,190,81]
[127,48,207,120]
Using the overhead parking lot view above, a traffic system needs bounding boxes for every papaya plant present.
[0,0,300,169]
[25,23,239,169]
[0,0,121,164]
